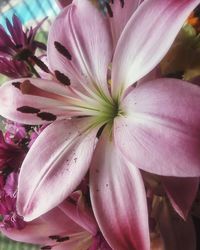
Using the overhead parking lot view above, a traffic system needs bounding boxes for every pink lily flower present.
[1,190,111,250]
[0,0,200,249]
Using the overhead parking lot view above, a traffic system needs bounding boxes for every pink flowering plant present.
[1,0,200,249]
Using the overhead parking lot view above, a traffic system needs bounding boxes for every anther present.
[96,124,106,138]
[54,70,71,86]
[105,3,113,17]
[119,0,124,8]
[56,236,70,242]
[54,41,72,60]
[17,106,40,114]
[31,56,50,73]
[37,112,57,121]
[12,82,21,90]
[41,246,52,250]
[49,235,60,240]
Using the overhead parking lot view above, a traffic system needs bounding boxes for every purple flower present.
[0,173,25,230]
[0,15,47,78]
[4,120,27,145]
[0,58,31,78]
[0,15,46,59]
[0,130,24,171]
[28,125,47,148]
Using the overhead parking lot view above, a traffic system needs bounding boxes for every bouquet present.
[0,0,200,249]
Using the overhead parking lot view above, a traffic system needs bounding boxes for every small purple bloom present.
[0,173,25,230]
[28,124,47,148]
[0,130,24,171]
[0,57,31,78]
[0,15,47,78]
[4,120,27,145]
[0,15,46,59]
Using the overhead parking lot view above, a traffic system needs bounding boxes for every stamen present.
[37,112,57,121]
[54,41,72,60]
[31,56,50,73]
[105,3,113,17]
[41,246,52,250]
[17,106,40,114]
[12,81,21,90]
[54,70,71,86]
[20,80,32,94]
[49,235,60,240]
[96,124,106,138]
[15,48,33,60]
[119,0,124,8]
[56,236,70,242]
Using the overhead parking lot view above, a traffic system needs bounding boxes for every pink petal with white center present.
[0,78,79,125]
[90,130,150,250]
[1,206,81,245]
[17,118,99,221]
[47,0,112,98]
[161,177,199,219]
[111,0,200,98]
[115,78,200,177]
[109,0,142,47]
[59,191,98,235]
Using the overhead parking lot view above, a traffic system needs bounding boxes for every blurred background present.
[0,0,60,249]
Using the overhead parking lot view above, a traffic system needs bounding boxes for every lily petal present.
[51,231,92,250]
[47,0,112,97]
[108,0,142,47]
[115,78,200,177]
[161,177,199,219]
[17,118,99,221]
[59,191,98,235]
[0,78,78,125]
[90,129,150,250]
[1,206,81,245]
[111,0,200,97]
[1,219,52,245]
